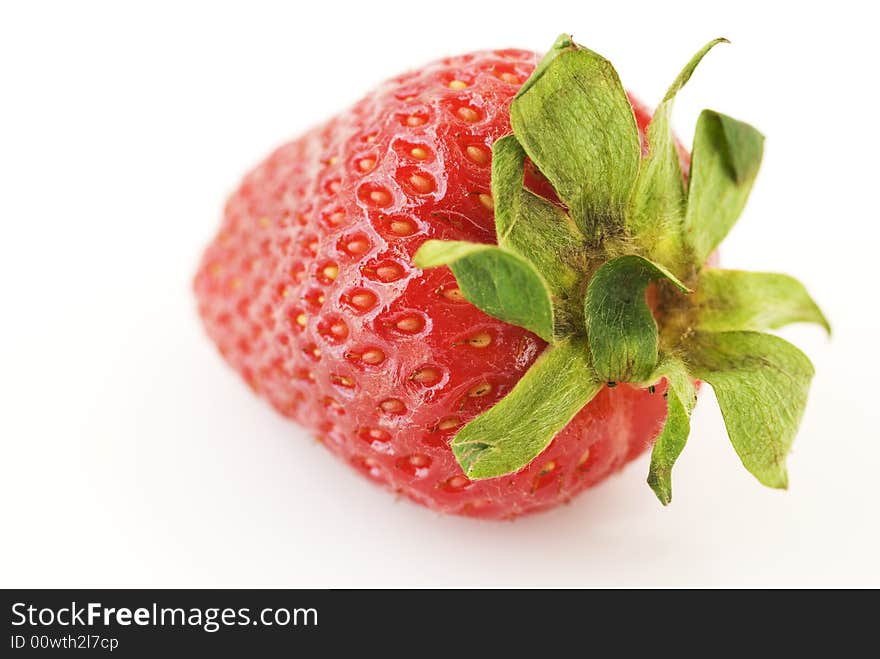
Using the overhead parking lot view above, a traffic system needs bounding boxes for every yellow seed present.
[499,72,519,84]
[411,367,440,384]
[456,106,479,122]
[468,382,492,397]
[350,291,377,309]
[577,449,591,468]
[436,417,460,431]
[409,173,434,194]
[478,193,494,210]
[346,238,369,255]
[379,399,405,413]
[396,316,423,332]
[466,331,492,348]
[317,294,325,304]
[448,79,467,89]
[410,147,429,160]
[296,313,307,327]
[390,219,416,236]
[369,189,391,205]
[361,348,385,364]
[259,217,271,228]
[358,157,376,171]
[322,264,339,281]
[465,145,489,165]
[439,286,465,302]
[446,475,469,489]
[406,114,426,127]
[376,264,403,281]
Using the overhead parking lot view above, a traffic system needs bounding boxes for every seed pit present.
[393,314,425,334]
[303,288,326,310]
[440,474,471,491]
[437,285,466,303]
[380,215,419,237]
[531,460,561,492]
[398,110,429,127]
[289,262,306,282]
[298,237,318,259]
[330,374,356,389]
[352,455,384,481]
[343,287,378,312]
[464,331,492,348]
[396,454,432,477]
[360,347,386,365]
[317,316,349,343]
[433,416,461,432]
[363,259,406,283]
[409,366,442,387]
[468,382,493,397]
[465,144,490,166]
[322,208,346,228]
[358,427,391,444]
[398,167,436,195]
[577,448,592,471]
[378,398,406,415]
[394,140,433,162]
[338,233,371,256]
[317,261,339,284]
[345,347,386,367]
[451,102,482,123]
[358,183,393,207]
[357,156,376,172]
[289,309,307,331]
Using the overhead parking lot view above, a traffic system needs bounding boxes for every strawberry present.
[195,35,828,519]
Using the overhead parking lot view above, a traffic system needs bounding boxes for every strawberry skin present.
[195,49,667,519]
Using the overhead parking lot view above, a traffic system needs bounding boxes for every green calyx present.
[413,34,829,504]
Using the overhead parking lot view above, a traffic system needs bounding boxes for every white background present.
[2,1,878,587]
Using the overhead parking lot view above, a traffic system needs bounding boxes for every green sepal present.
[628,38,728,266]
[585,255,689,383]
[685,110,765,263]
[413,240,555,342]
[645,357,697,505]
[451,338,601,479]
[491,135,584,300]
[514,33,574,100]
[405,35,827,497]
[510,40,641,240]
[686,331,815,488]
[696,269,830,334]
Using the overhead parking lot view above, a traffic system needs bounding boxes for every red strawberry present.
[195,36,826,518]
